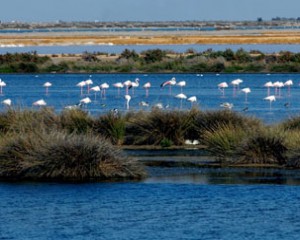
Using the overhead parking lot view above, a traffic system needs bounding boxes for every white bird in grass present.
[125,94,131,110]
[80,97,92,104]
[187,96,197,107]
[33,99,47,107]
[2,98,11,106]
[220,102,233,109]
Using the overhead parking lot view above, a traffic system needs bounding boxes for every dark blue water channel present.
[0,73,300,124]
[1,176,300,240]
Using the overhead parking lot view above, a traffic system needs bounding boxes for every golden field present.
[2,29,300,46]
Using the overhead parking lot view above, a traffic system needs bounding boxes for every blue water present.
[0,73,299,124]
[1,44,300,54]
[1,178,300,240]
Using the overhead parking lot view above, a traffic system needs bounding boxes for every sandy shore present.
[1,29,300,46]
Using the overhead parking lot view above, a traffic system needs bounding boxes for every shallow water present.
[0,73,299,124]
[1,169,300,240]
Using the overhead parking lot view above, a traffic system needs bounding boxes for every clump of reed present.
[93,111,126,145]
[0,130,146,182]
[234,128,287,165]
[190,110,262,142]
[59,109,94,134]
[126,109,194,146]
[201,124,247,163]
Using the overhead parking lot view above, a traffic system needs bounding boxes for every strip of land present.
[2,29,300,46]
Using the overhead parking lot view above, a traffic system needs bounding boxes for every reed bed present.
[1,107,300,181]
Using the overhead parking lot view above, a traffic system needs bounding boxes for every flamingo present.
[241,87,251,103]
[175,93,187,109]
[85,79,93,94]
[0,80,6,95]
[218,82,228,97]
[284,80,293,96]
[43,82,52,95]
[176,81,186,93]
[264,81,273,96]
[125,94,131,110]
[113,82,124,96]
[80,97,92,108]
[130,78,139,95]
[33,99,47,107]
[231,78,243,96]
[2,98,11,107]
[100,83,109,98]
[161,77,176,95]
[187,96,197,107]
[123,80,132,95]
[143,82,151,97]
[264,95,276,110]
[90,86,101,100]
[77,81,86,96]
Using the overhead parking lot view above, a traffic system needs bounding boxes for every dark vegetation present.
[2,49,300,73]
[1,107,300,182]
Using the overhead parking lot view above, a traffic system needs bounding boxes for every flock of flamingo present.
[0,76,295,112]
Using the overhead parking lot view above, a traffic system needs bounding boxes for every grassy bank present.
[2,48,300,73]
[1,108,300,178]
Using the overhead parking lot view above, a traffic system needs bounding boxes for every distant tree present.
[119,49,139,60]
[143,49,166,63]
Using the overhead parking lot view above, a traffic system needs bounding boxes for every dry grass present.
[3,30,300,46]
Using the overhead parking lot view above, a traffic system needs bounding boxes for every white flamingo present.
[176,81,186,93]
[218,82,228,97]
[85,79,93,94]
[231,79,243,96]
[161,77,176,95]
[241,87,251,103]
[143,82,151,97]
[284,80,293,96]
[175,93,187,109]
[43,82,52,95]
[264,81,273,96]
[77,81,86,96]
[130,78,139,95]
[113,82,124,96]
[187,96,197,107]
[100,83,109,98]
[125,94,131,110]
[0,80,6,95]
[90,86,101,100]
[264,95,276,110]
[123,80,132,95]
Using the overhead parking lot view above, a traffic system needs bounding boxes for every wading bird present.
[161,77,176,95]
[43,82,52,95]
[264,95,276,110]
[241,87,251,103]
[125,94,131,110]
[143,82,151,97]
[218,82,228,97]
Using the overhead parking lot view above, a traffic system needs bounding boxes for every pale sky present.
[1,0,300,22]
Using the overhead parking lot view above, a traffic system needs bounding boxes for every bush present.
[0,131,146,182]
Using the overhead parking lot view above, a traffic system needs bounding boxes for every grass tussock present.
[0,130,146,182]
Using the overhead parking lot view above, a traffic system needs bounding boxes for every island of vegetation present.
[1,108,300,182]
